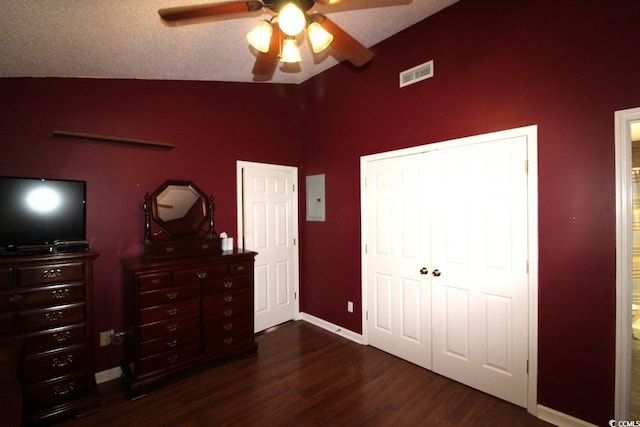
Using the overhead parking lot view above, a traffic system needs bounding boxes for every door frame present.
[360,125,539,415]
[614,107,640,421]
[236,160,301,324]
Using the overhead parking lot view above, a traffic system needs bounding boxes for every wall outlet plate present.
[99,330,112,347]
[347,301,354,313]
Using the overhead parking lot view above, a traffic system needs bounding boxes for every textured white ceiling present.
[0,0,458,84]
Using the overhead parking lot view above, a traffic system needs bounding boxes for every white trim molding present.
[95,366,122,384]
[614,107,640,421]
[299,313,364,344]
[537,405,599,427]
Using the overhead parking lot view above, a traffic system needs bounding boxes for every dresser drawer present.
[0,282,84,311]
[204,315,252,338]
[22,324,86,353]
[17,262,84,287]
[140,328,200,358]
[23,371,90,411]
[139,284,199,308]
[139,313,200,342]
[139,299,200,324]
[22,344,87,383]
[146,240,190,258]
[20,303,85,333]
[203,329,253,355]
[201,276,250,295]
[202,288,251,309]
[229,261,253,276]
[203,302,252,323]
[139,343,200,375]
[173,264,227,285]
[0,268,12,289]
[139,272,172,291]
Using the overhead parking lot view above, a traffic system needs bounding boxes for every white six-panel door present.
[430,137,528,407]
[365,153,433,369]
[363,132,530,408]
[238,162,298,333]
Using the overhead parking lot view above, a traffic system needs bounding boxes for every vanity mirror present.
[143,180,221,258]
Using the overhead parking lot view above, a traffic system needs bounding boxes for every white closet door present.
[365,153,432,369]
[364,134,529,407]
[430,137,529,407]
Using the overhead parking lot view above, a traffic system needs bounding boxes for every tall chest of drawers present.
[0,251,100,424]
[121,249,258,399]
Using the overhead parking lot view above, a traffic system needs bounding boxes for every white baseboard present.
[95,366,122,384]
[536,405,598,427]
[298,312,364,344]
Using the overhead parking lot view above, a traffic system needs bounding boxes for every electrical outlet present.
[347,301,354,313]
[99,330,112,347]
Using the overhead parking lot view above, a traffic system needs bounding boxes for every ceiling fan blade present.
[159,1,264,21]
[320,16,373,67]
[252,23,281,75]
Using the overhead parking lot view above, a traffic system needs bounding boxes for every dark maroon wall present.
[299,0,640,424]
[0,77,303,372]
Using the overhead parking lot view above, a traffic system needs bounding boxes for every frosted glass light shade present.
[279,3,306,36]
[247,21,273,53]
[280,36,302,63]
[307,22,333,53]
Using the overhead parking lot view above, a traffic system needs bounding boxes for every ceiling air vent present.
[399,60,434,88]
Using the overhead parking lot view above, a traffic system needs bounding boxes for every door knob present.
[432,269,441,277]
[419,267,429,275]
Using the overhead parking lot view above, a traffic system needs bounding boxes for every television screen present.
[0,176,86,249]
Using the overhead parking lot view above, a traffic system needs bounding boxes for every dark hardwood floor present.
[55,321,552,426]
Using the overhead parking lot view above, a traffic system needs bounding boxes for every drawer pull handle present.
[224,337,233,345]
[201,243,209,249]
[167,355,179,364]
[52,289,70,299]
[53,331,71,342]
[236,265,245,272]
[9,294,22,303]
[196,271,207,279]
[167,323,178,332]
[165,247,175,253]
[167,339,178,348]
[167,307,178,316]
[224,295,233,303]
[52,354,73,367]
[151,278,160,284]
[224,309,233,317]
[224,281,233,289]
[53,382,75,396]
[166,291,178,300]
[224,323,233,331]
[43,268,62,279]
[45,311,64,322]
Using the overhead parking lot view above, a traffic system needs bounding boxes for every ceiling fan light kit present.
[158,0,399,77]
[246,20,274,53]
[280,36,303,63]
[278,3,307,36]
[307,20,334,53]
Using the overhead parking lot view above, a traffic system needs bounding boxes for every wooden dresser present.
[0,251,100,424]
[121,249,258,399]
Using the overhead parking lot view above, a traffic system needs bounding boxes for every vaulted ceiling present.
[0,0,458,84]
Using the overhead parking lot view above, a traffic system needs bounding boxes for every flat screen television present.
[0,176,86,251]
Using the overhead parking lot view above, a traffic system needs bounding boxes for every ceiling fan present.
[158,0,411,77]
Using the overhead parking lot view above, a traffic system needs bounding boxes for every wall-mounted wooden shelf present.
[52,130,176,150]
